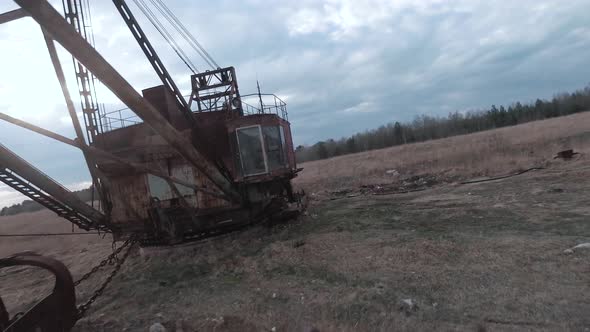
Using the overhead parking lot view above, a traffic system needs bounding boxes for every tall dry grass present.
[294,112,590,193]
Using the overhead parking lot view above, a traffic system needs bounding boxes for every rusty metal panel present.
[282,120,296,168]
[169,159,198,207]
[110,174,149,223]
[194,168,230,209]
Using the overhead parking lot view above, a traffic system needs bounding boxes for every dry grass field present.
[1,112,590,331]
[294,112,590,194]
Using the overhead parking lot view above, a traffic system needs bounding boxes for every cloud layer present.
[1,0,589,206]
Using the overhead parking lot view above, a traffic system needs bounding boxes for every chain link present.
[75,235,137,319]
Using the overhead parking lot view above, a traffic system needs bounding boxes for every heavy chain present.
[75,235,137,319]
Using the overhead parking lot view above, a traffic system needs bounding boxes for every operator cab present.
[189,67,298,184]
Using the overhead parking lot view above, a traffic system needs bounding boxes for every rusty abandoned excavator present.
[0,0,303,329]
[0,0,303,245]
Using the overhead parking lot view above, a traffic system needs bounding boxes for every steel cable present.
[132,0,198,73]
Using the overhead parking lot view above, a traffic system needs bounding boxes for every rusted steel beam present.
[42,28,107,207]
[0,143,105,223]
[0,112,72,146]
[0,112,226,199]
[0,8,28,24]
[14,0,241,202]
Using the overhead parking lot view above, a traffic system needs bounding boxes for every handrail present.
[97,93,289,133]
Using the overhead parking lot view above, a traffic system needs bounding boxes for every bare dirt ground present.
[1,115,590,331]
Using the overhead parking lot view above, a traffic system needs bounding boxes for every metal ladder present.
[0,168,100,231]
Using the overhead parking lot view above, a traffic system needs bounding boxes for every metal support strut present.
[112,0,194,124]
[14,0,241,202]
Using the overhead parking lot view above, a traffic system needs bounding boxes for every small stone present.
[564,249,574,254]
[272,292,277,298]
[399,298,418,315]
[211,316,224,325]
[149,323,167,332]
[271,327,277,332]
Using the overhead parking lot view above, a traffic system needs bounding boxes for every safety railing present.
[97,93,288,133]
[99,107,142,132]
[240,93,288,121]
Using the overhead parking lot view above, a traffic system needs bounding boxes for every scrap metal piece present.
[554,149,579,160]
[0,253,77,332]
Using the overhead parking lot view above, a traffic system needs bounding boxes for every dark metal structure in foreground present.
[0,0,302,245]
[0,254,77,331]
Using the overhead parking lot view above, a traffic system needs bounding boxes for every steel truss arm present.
[112,0,194,124]
[14,0,241,202]
[0,8,28,24]
[0,112,226,199]
[0,143,106,224]
[42,28,108,209]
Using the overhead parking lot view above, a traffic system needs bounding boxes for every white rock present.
[573,243,590,250]
[399,298,418,313]
[402,298,415,307]
[272,292,277,298]
[386,169,399,176]
[149,323,167,332]
[564,249,574,254]
[271,327,277,332]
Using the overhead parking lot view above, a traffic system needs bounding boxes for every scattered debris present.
[460,167,544,185]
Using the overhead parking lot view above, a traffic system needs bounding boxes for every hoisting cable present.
[132,0,198,74]
[149,0,219,69]
[0,232,102,237]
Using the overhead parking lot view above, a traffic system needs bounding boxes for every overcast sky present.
[1,0,590,207]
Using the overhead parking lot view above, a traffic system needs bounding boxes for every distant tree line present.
[0,187,96,216]
[296,85,590,162]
